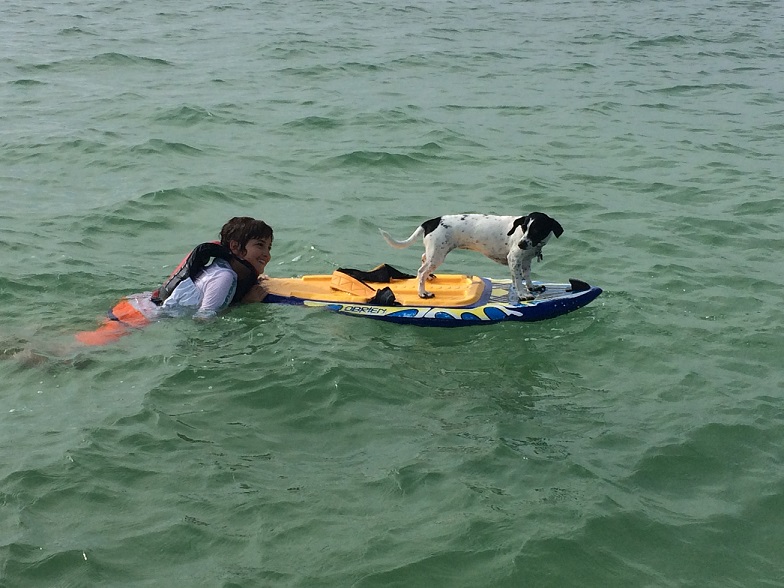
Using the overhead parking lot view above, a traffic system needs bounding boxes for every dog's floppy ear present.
[507,216,528,236]
[552,219,564,238]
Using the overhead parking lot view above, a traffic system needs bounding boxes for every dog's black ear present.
[552,219,564,238]
[508,216,528,236]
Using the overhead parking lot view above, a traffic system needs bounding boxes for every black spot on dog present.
[421,217,442,236]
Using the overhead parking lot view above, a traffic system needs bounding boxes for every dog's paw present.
[508,294,533,305]
[419,292,436,299]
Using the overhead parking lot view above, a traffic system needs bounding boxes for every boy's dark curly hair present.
[219,217,273,250]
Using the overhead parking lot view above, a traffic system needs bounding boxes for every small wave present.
[2,136,108,163]
[130,139,204,156]
[392,4,427,13]
[567,62,598,71]
[498,177,557,195]
[628,422,771,498]
[349,107,425,127]
[90,52,172,67]
[210,3,245,11]
[443,104,545,115]
[582,101,622,115]
[638,102,678,110]
[73,211,172,237]
[58,26,96,36]
[282,116,342,130]
[8,79,45,86]
[68,189,219,237]
[705,141,762,156]
[750,93,781,106]
[153,105,254,126]
[422,129,486,149]
[77,185,275,230]
[15,61,57,72]
[732,198,784,216]
[61,138,107,154]
[652,83,751,96]
[265,47,316,60]
[277,65,332,77]
[389,54,433,67]
[500,436,570,461]
[340,62,385,73]
[15,53,172,74]
[419,141,443,153]
[630,34,697,49]
[324,149,435,169]
[155,105,216,125]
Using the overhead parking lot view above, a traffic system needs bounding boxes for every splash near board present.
[263,266,601,327]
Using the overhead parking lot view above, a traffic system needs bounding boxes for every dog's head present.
[507,212,564,251]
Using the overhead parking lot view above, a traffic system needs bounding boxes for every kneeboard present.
[263,272,601,327]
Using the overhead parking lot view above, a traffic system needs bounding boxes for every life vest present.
[150,242,259,306]
[76,242,261,347]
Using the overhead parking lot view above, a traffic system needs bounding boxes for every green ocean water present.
[2,0,783,585]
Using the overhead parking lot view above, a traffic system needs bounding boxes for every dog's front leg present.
[508,252,534,304]
[520,264,537,301]
[523,263,533,292]
[509,264,534,304]
[522,263,546,295]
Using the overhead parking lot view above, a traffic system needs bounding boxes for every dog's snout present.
[518,240,529,250]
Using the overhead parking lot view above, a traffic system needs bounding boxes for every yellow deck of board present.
[265,274,485,307]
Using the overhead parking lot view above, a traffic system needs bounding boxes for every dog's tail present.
[379,226,424,249]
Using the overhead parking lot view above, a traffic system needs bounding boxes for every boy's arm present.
[195,269,236,318]
[240,282,268,303]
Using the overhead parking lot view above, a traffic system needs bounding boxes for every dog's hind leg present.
[416,259,439,298]
[416,247,448,298]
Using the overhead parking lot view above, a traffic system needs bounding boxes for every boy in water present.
[151,216,274,317]
[75,216,273,345]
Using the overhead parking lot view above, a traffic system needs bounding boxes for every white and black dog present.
[380,212,563,303]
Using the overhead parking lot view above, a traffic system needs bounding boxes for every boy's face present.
[230,237,272,275]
